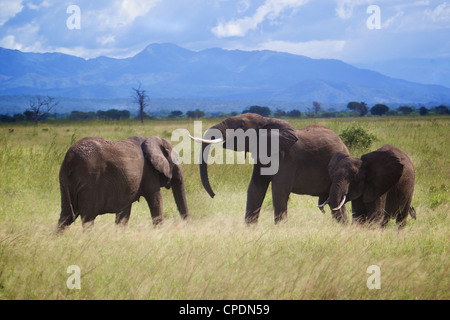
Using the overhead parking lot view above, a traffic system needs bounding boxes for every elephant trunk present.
[199,123,226,198]
[171,164,189,219]
[200,142,215,198]
[328,179,349,212]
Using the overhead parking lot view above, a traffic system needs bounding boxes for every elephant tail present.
[409,206,416,220]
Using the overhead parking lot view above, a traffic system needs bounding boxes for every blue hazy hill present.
[1,43,450,105]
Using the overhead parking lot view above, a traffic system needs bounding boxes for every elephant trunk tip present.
[200,141,217,199]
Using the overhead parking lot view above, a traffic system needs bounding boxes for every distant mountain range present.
[1,43,450,113]
[356,58,450,89]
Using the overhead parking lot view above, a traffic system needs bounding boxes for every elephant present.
[323,144,415,228]
[191,113,350,224]
[57,136,189,232]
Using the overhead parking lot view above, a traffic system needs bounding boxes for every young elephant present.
[57,136,189,232]
[324,144,415,228]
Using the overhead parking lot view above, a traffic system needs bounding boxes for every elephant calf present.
[324,144,415,228]
[57,136,189,232]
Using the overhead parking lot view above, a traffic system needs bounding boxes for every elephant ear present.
[361,149,404,203]
[262,118,298,152]
[142,137,173,181]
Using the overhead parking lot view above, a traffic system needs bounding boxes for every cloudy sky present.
[0,0,449,63]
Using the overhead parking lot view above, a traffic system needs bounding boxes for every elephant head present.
[325,148,404,212]
[141,136,179,188]
[141,136,189,220]
[191,113,298,198]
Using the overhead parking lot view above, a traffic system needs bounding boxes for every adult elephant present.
[57,136,189,232]
[191,113,350,224]
[324,144,415,228]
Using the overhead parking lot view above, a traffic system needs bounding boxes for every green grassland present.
[0,116,448,299]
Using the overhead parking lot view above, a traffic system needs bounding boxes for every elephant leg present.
[145,190,163,225]
[380,215,390,228]
[245,170,270,224]
[56,186,77,233]
[395,205,410,229]
[57,207,76,233]
[271,179,291,224]
[396,213,408,229]
[366,196,387,227]
[332,205,348,224]
[318,195,327,213]
[351,198,366,225]
[81,215,95,231]
[115,205,132,226]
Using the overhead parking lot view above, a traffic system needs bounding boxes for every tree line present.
[0,97,449,124]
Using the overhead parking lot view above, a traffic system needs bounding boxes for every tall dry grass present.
[0,116,448,299]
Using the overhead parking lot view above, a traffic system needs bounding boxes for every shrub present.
[242,105,271,117]
[339,126,376,150]
[370,104,389,116]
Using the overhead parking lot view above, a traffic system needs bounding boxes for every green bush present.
[339,126,376,150]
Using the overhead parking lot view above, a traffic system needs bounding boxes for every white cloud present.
[0,35,22,50]
[97,35,116,46]
[425,2,450,22]
[335,0,368,19]
[0,22,42,52]
[257,39,346,59]
[27,0,51,10]
[0,0,24,26]
[212,0,309,38]
[91,0,161,30]
[237,0,251,14]
[382,11,404,28]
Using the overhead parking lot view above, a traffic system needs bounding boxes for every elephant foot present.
[245,208,261,225]
[274,211,287,224]
[152,216,163,226]
[245,217,259,225]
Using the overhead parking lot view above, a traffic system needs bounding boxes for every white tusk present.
[332,195,346,211]
[318,199,329,208]
[188,135,224,144]
[318,198,328,214]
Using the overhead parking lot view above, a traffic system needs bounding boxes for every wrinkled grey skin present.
[327,144,415,228]
[199,113,350,224]
[57,136,189,232]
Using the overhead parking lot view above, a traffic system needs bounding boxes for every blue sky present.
[0,0,449,63]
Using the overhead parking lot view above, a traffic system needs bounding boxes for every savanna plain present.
[0,116,448,299]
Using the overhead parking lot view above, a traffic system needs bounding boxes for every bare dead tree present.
[312,101,322,114]
[28,95,59,124]
[132,84,149,124]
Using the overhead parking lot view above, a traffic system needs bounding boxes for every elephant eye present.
[161,147,169,158]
